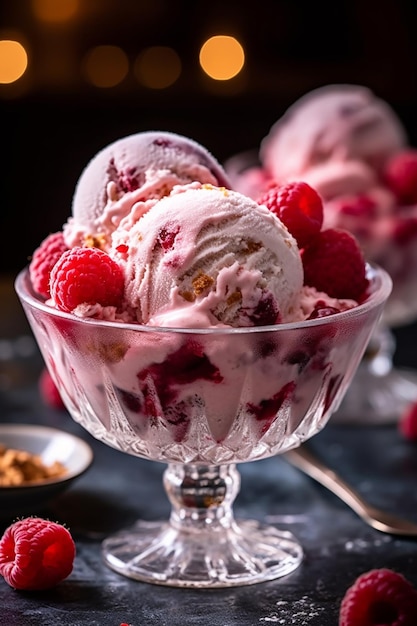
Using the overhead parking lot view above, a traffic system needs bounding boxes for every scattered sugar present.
[259,595,325,624]
[344,535,392,552]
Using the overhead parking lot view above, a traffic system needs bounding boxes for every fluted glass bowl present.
[15,265,391,587]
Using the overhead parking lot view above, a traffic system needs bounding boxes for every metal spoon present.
[284,444,417,537]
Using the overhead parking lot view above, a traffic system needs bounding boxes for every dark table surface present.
[1,275,417,625]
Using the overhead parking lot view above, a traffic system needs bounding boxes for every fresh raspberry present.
[29,232,68,298]
[383,149,417,205]
[301,228,368,300]
[39,366,65,410]
[339,568,417,626]
[0,517,75,590]
[50,247,124,313]
[399,401,417,441]
[258,181,324,248]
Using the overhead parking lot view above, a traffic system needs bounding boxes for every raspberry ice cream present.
[20,129,389,455]
[40,182,364,327]
[64,130,231,251]
[261,84,406,185]
[120,184,304,328]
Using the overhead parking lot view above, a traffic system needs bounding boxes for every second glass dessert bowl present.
[226,148,417,424]
[333,233,417,423]
[16,265,391,588]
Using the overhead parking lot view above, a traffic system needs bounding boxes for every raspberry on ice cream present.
[257,181,323,248]
[50,247,125,314]
[383,148,417,205]
[301,228,368,301]
[29,231,68,298]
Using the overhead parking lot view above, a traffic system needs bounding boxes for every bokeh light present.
[0,40,28,84]
[199,35,245,81]
[82,46,129,88]
[134,46,181,89]
[31,0,79,23]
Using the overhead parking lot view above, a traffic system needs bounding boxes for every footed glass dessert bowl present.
[15,265,391,588]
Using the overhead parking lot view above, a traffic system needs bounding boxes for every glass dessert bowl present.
[15,265,391,588]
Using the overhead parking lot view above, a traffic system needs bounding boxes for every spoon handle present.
[285,445,417,536]
[284,445,376,519]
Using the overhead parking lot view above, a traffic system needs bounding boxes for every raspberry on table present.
[50,247,125,313]
[39,366,66,410]
[339,568,417,626]
[399,401,417,441]
[0,517,75,590]
[383,149,417,205]
[258,181,324,248]
[29,232,68,299]
[301,228,368,301]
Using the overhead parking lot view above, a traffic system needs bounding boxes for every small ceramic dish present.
[0,423,93,517]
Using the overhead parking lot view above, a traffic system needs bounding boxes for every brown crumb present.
[0,444,67,486]
[227,290,242,306]
[192,273,214,295]
[179,290,195,302]
[84,233,107,250]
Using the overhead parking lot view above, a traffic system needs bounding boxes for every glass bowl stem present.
[102,462,303,587]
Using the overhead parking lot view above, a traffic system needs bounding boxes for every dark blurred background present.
[2,0,417,279]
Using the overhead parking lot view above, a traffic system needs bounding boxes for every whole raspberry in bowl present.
[258,180,323,248]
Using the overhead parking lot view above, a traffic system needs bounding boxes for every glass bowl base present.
[102,519,303,588]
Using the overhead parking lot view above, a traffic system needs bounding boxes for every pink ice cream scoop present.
[63,131,231,250]
[261,84,407,186]
[117,184,304,328]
